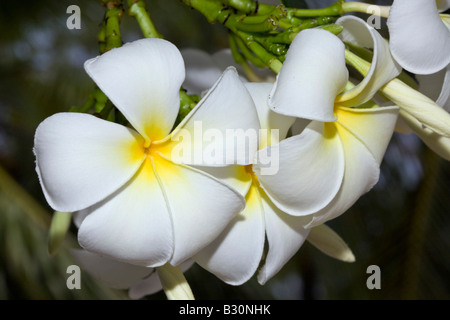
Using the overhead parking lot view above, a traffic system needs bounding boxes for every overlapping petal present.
[34,113,145,213]
[158,67,260,166]
[77,158,174,267]
[306,107,397,228]
[84,38,185,142]
[245,82,295,148]
[335,106,399,165]
[190,165,252,198]
[194,184,265,285]
[254,121,345,217]
[257,191,310,285]
[335,16,402,107]
[151,154,245,266]
[268,29,348,122]
[387,0,450,74]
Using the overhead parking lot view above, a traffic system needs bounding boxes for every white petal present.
[244,82,296,148]
[77,158,174,267]
[191,165,252,198]
[254,121,345,216]
[335,16,402,107]
[194,184,265,285]
[307,225,355,262]
[84,38,185,142]
[400,109,450,161]
[382,78,450,137]
[128,260,194,299]
[335,106,399,165]
[268,28,348,121]
[158,67,260,166]
[387,0,450,74]
[304,121,380,228]
[70,249,153,290]
[181,48,224,95]
[151,154,245,266]
[257,191,310,285]
[34,113,145,213]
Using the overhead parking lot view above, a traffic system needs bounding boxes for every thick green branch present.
[127,0,163,38]
[102,0,124,52]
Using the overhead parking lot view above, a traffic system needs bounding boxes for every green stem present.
[290,0,343,17]
[236,30,283,73]
[102,0,124,52]
[93,87,109,113]
[98,22,107,54]
[229,32,245,64]
[233,33,266,68]
[342,2,390,18]
[223,0,274,15]
[344,48,370,76]
[127,0,163,38]
[174,91,199,128]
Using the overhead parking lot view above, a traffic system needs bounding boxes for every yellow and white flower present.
[193,82,355,286]
[262,17,399,228]
[34,38,260,267]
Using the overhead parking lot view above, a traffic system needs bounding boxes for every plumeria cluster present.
[34,0,450,299]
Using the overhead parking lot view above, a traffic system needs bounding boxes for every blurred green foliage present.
[0,0,449,300]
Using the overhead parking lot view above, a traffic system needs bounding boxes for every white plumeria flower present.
[71,249,194,299]
[341,16,450,160]
[34,38,261,267]
[192,82,355,286]
[387,0,450,74]
[264,17,399,228]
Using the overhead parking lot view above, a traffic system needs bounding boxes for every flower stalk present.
[157,264,195,300]
[102,0,124,52]
[342,1,390,18]
[127,0,163,38]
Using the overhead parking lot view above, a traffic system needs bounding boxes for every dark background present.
[1,0,449,300]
